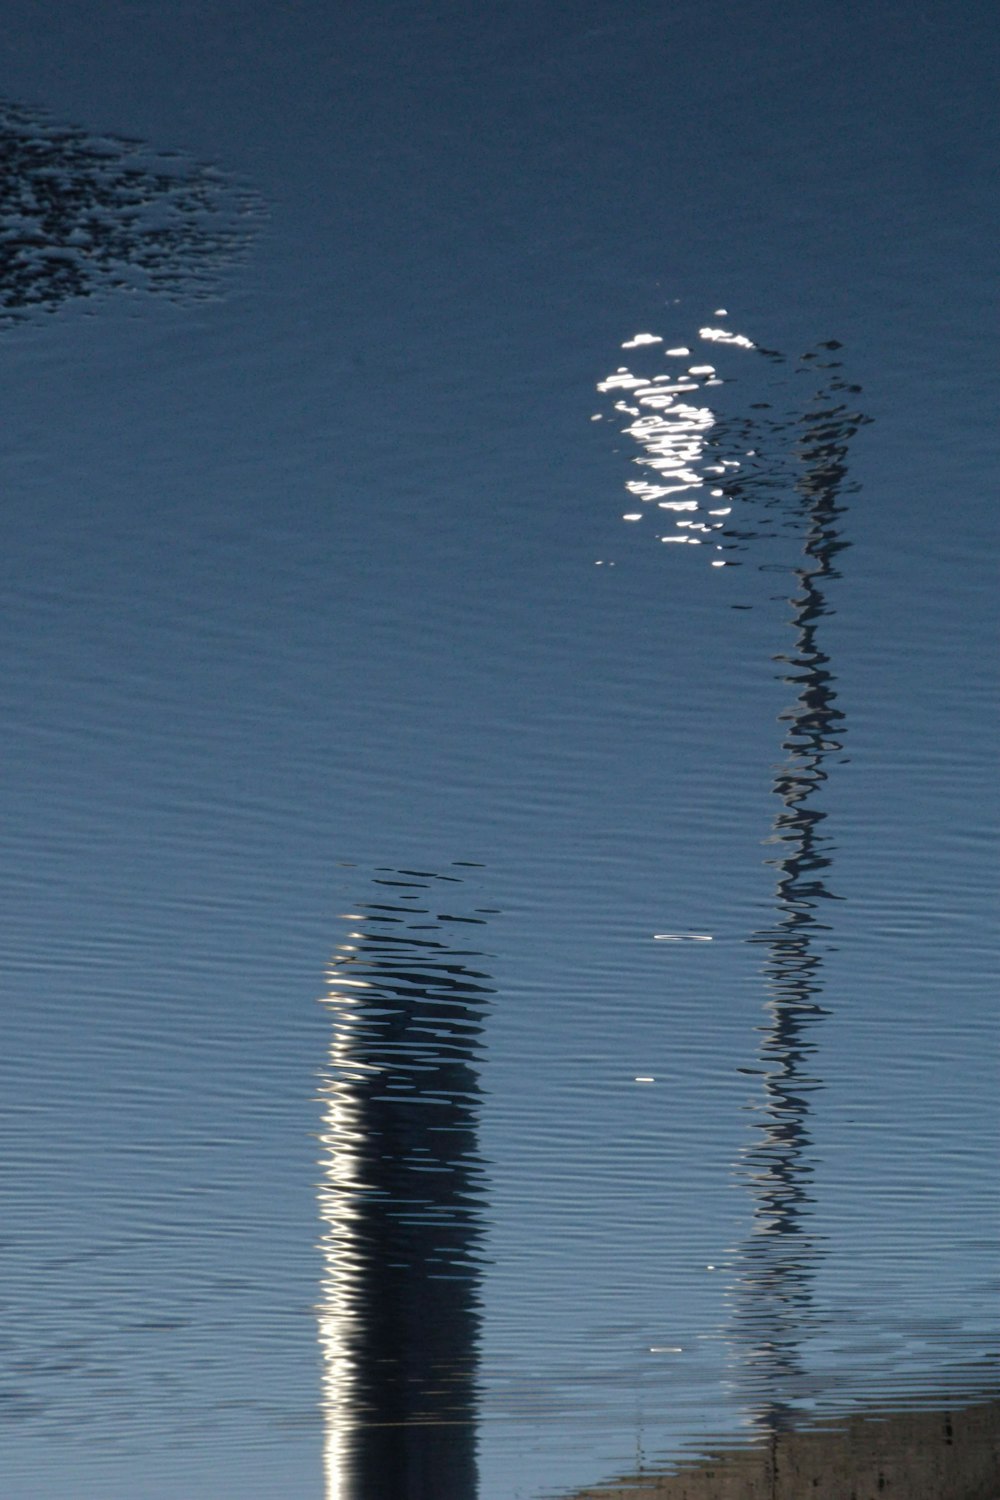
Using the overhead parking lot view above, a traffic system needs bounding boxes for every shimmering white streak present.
[318,960,372,1500]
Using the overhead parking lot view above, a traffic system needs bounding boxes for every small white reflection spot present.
[654,933,713,941]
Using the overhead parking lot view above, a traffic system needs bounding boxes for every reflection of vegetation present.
[0,97,261,322]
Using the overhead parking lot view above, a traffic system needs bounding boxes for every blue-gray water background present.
[3,2,997,1496]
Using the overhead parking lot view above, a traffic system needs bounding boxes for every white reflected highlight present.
[653,933,714,941]
[598,312,757,557]
[318,959,368,1500]
[596,371,648,391]
[700,326,755,348]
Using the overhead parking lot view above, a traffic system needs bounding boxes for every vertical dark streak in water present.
[318,872,493,1500]
[728,356,872,1433]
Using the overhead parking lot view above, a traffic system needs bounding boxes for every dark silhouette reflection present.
[0,96,259,323]
[318,869,493,1500]
[726,354,872,1434]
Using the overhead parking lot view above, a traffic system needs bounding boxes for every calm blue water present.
[3,3,998,1496]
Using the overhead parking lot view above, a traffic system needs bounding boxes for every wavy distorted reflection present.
[598,325,871,1457]
[726,356,872,1434]
[317,870,494,1500]
[0,95,259,322]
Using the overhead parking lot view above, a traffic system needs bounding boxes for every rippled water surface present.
[4,3,998,1496]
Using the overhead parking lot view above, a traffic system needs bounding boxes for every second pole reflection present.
[318,868,494,1500]
[728,360,871,1431]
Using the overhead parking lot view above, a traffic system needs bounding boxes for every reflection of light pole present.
[317,869,493,1500]
[727,362,871,1434]
[598,324,874,1454]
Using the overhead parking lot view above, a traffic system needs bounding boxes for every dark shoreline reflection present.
[318,869,494,1500]
[0,96,259,323]
[727,355,872,1433]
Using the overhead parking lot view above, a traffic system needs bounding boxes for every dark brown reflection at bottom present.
[565,1393,1000,1499]
[317,868,493,1500]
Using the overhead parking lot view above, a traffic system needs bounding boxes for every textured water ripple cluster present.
[0,96,262,323]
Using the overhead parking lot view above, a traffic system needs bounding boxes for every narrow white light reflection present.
[622,332,663,348]
[318,955,371,1500]
[653,932,714,941]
